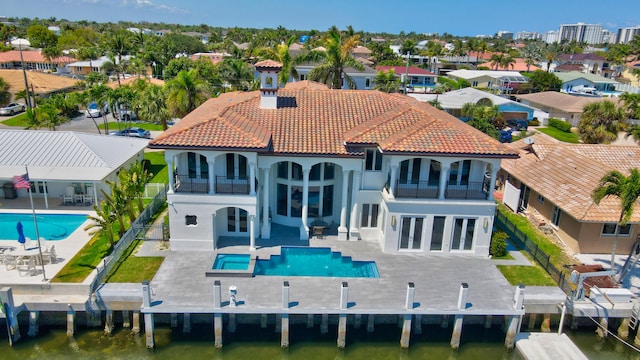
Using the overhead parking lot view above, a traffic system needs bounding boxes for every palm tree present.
[592,168,640,271]
[521,43,542,73]
[578,100,627,144]
[36,103,69,130]
[85,200,117,248]
[253,36,298,86]
[0,77,10,106]
[137,84,171,130]
[620,93,640,120]
[120,161,153,214]
[626,125,640,144]
[500,55,516,70]
[489,53,505,70]
[543,44,559,73]
[72,91,102,134]
[219,58,255,91]
[294,29,363,89]
[165,69,211,118]
[476,40,489,68]
[373,69,400,93]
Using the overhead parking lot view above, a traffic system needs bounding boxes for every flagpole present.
[25,166,48,282]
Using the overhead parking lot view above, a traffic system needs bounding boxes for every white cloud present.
[122,0,188,14]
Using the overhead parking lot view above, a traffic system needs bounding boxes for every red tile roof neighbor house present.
[150,81,517,159]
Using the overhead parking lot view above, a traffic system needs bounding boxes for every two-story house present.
[148,61,519,255]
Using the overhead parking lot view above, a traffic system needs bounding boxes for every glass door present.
[451,218,476,251]
[399,217,424,250]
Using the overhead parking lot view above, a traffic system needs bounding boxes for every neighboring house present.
[0,69,79,99]
[106,76,165,89]
[295,63,377,90]
[65,55,133,76]
[554,71,620,94]
[515,91,621,127]
[447,69,529,94]
[479,58,540,72]
[554,53,609,76]
[0,130,148,207]
[190,52,228,64]
[182,32,210,44]
[621,60,640,87]
[148,60,518,255]
[500,133,640,255]
[0,50,75,72]
[410,87,544,121]
[375,66,437,90]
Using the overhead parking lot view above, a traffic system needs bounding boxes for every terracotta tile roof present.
[502,133,640,223]
[150,81,518,159]
[516,91,621,113]
[254,60,283,69]
[0,69,78,94]
[375,66,437,76]
[106,76,165,89]
[480,58,540,72]
[0,50,75,64]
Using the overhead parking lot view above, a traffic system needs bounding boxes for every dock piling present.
[400,283,415,349]
[131,310,140,334]
[367,314,374,333]
[142,280,155,349]
[282,281,290,348]
[505,284,525,349]
[66,304,75,337]
[307,314,314,328]
[104,310,114,335]
[122,310,131,329]
[28,311,39,337]
[183,313,191,334]
[450,283,469,350]
[213,280,223,348]
[337,282,348,348]
[321,314,329,334]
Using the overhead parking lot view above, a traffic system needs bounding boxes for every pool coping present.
[206,255,256,278]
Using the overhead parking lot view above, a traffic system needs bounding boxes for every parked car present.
[506,119,529,131]
[110,127,151,139]
[85,102,109,118]
[0,102,26,116]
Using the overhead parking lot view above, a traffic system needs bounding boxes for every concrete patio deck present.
[132,224,535,316]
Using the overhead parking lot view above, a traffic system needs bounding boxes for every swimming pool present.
[213,254,251,270]
[254,247,379,278]
[0,213,88,240]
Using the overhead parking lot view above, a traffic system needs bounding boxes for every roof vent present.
[255,60,282,109]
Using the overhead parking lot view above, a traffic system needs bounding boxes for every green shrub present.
[529,118,540,126]
[490,231,509,257]
[548,118,571,132]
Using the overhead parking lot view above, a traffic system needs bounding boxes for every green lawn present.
[497,265,557,286]
[52,230,113,283]
[537,127,580,143]
[105,239,164,283]
[144,151,168,184]
[99,122,165,131]
[0,112,29,127]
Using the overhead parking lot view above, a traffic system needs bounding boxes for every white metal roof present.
[409,87,539,111]
[448,69,526,81]
[0,130,148,182]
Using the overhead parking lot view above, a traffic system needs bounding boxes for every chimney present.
[255,60,283,109]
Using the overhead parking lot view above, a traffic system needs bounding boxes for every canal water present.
[0,322,637,359]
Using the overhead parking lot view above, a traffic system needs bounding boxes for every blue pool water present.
[254,247,379,278]
[0,213,88,240]
[212,254,250,270]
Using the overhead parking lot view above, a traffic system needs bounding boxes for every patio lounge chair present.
[4,255,17,270]
[42,245,57,264]
[17,257,36,276]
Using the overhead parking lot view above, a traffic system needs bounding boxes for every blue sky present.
[5,0,640,36]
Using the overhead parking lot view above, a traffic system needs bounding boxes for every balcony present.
[390,181,489,200]
[175,175,209,193]
[215,176,249,194]
[394,181,439,199]
[445,182,488,200]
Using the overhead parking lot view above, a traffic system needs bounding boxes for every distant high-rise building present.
[542,31,560,44]
[496,31,514,40]
[515,31,541,40]
[558,23,604,44]
[617,26,640,44]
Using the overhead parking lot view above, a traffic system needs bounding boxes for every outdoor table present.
[10,248,43,266]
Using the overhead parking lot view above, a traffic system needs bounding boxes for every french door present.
[399,217,424,250]
[451,218,476,251]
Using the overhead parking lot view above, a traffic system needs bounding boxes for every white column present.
[338,170,350,240]
[349,170,361,239]
[43,181,49,208]
[438,163,450,200]
[208,158,215,195]
[389,165,398,198]
[167,157,175,193]
[249,215,256,251]
[261,167,271,239]
[249,162,256,195]
[488,165,500,201]
[300,167,310,240]
[211,213,217,250]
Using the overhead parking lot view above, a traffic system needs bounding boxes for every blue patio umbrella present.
[17,221,26,249]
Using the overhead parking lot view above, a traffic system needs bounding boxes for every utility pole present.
[18,41,32,110]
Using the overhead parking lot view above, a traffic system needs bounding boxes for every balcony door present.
[399,216,424,250]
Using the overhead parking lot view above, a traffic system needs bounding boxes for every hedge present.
[548,118,572,132]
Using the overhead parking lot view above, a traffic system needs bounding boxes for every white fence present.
[143,183,166,198]
[615,83,640,94]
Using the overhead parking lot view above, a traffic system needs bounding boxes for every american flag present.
[12,173,30,189]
